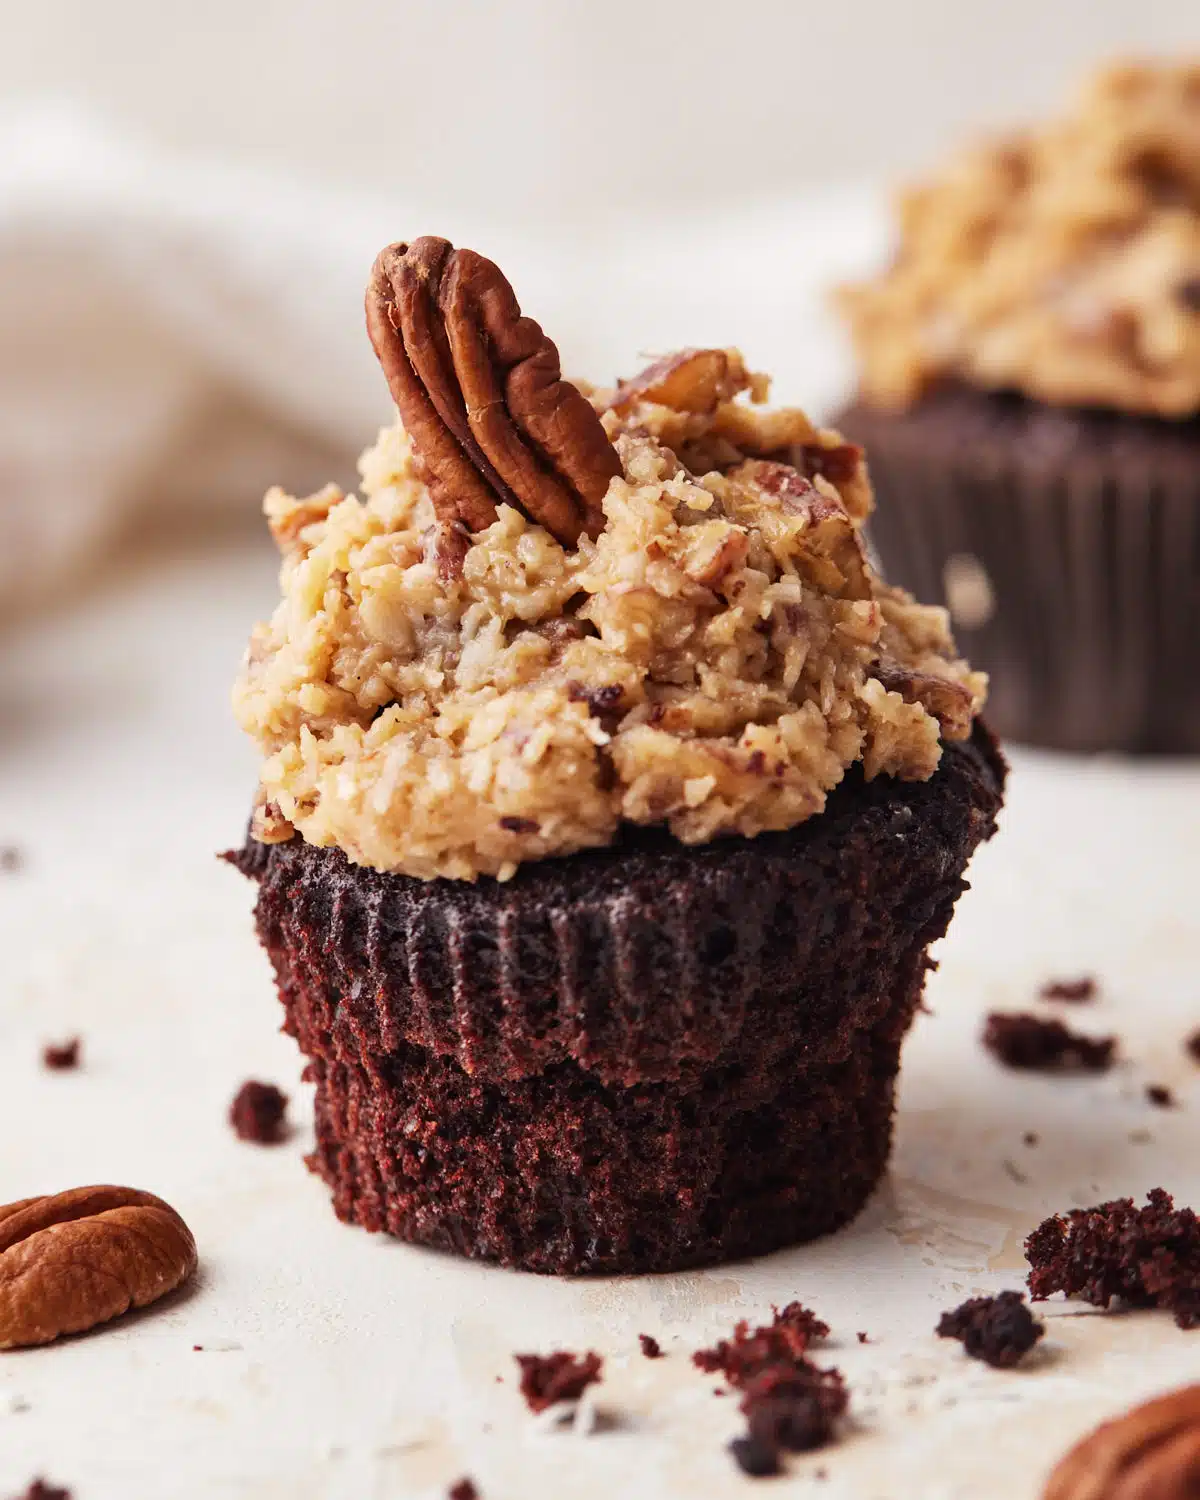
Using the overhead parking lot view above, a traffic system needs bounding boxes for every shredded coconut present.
[234,359,985,880]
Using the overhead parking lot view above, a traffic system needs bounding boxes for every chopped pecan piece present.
[875,659,976,738]
[796,441,863,487]
[366,237,621,545]
[1042,1384,1200,1500]
[609,348,746,415]
[423,520,471,583]
[736,460,870,599]
[251,791,295,846]
[679,521,750,590]
[264,483,342,553]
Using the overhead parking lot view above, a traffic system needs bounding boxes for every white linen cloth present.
[0,104,886,612]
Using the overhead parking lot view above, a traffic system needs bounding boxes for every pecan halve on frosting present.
[366,237,621,546]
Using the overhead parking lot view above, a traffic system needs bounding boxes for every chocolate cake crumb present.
[694,1302,830,1384]
[1023,1131,1039,1147]
[447,1480,479,1500]
[514,1351,603,1413]
[1002,1158,1029,1185]
[856,1331,869,1344]
[1187,1030,1200,1063]
[638,1334,663,1359]
[229,1080,289,1144]
[14,1484,71,1500]
[1040,976,1096,1003]
[1146,1084,1175,1108]
[698,1305,846,1477]
[936,1291,1045,1368]
[1026,1187,1200,1329]
[729,1434,781,1478]
[41,1038,81,1071]
[741,1363,849,1454]
[983,1012,1116,1072]
[0,845,23,874]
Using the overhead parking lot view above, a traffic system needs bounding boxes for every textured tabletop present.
[1,529,1198,1500]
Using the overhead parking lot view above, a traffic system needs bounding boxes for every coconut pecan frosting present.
[840,60,1200,417]
[233,236,985,881]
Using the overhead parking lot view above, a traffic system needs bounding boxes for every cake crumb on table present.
[41,1038,81,1071]
[1187,1030,1200,1063]
[1146,1084,1175,1108]
[982,1012,1116,1072]
[447,1480,479,1500]
[229,1081,289,1144]
[1026,1187,1200,1328]
[0,845,23,873]
[693,1302,830,1384]
[695,1304,846,1478]
[936,1291,1045,1368]
[514,1351,603,1413]
[856,1331,870,1344]
[729,1434,781,1477]
[638,1334,663,1359]
[1039,976,1097,1003]
[12,1483,71,1500]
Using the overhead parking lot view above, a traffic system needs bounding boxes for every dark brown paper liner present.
[837,387,1200,754]
[230,725,1004,1274]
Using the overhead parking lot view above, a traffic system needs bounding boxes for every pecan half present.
[366,237,621,546]
[609,348,746,415]
[0,1186,197,1348]
[1043,1385,1200,1499]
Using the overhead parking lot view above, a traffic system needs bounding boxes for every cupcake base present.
[838,387,1200,754]
[230,725,1004,1275]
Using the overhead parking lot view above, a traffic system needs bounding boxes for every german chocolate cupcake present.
[837,61,1200,753]
[229,236,1004,1274]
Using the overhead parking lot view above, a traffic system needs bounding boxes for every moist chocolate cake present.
[230,235,1002,1274]
[230,723,1001,1273]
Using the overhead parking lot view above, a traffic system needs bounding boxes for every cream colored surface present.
[2,529,1199,1498]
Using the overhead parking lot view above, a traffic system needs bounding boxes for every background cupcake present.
[836,61,1200,753]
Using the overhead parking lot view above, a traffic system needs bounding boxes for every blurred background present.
[0,0,1196,610]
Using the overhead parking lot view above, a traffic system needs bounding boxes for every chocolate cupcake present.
[837,61,1200,753]
[229,237,1004,1274]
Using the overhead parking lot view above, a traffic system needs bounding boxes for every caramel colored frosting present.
[234,341,985,881]
[840,61,1200,417]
